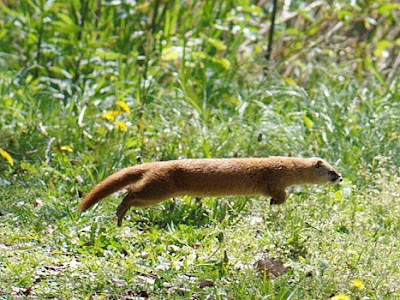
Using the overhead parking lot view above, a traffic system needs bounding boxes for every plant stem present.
[265,0,278,61]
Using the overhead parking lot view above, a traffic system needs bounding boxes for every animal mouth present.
[331,176,343,183]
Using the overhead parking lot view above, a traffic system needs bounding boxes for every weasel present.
[78,157,342,226]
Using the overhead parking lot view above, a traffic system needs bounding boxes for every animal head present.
[311,158,342,184]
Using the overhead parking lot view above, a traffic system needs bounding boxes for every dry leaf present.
[34,198,44,208]
[137,275,156,285]
[256,257,290,278]
[192,242,202,249]
[198,279,214,288]
[167,286,191,294]
[111,278,128,287]
[23,286,33,296]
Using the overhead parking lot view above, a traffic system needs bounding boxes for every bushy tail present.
[78,166,146,211]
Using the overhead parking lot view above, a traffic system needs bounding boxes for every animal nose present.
[338,176,343,182]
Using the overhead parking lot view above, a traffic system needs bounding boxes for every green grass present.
[1,0,400,299]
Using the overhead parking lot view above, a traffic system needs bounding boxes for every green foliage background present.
[0,0,399,299]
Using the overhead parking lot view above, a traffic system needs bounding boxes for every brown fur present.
[78,157,342,226]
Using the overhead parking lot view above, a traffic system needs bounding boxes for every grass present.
[1,0,400,299]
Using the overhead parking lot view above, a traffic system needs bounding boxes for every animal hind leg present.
[116,189,137,227]
[116,180,175,226]
[115,184,158,226]
[115,189,155,226]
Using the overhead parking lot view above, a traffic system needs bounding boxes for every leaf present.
[111,278,127,287]
[136,3,150,12]
[34,198,44,208]
[164,0,180,36]
[22,286,33,296]
[213,57,231,70]
[192,52,231,70]
[378,3,400,15]
[0,148,14,166]
[334,190,343,201]
[49,66,73,79]
[198,279,214,288]
[256,257,290,278]
[369,62,392,95]
[207,37,227,51]
[95,49,124,61]
[337,10,354,21]
[0,28,8,40]
[286,28,302,36]
[377,40,393,50]
[303,114,314,130]
[243,6,262,14]
[137,275,156,285]
[373,40,393,57]
[54,13,81,34]
[283,77,297,86]
[306,26,319,37]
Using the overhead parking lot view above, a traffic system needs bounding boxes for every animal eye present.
[329,171,336,175]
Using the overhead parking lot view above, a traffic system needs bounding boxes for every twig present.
[265,0,278,61]
[45,137,56,163]
[286,21,344,63]
[388,51,400,81]
[278,0,325,23]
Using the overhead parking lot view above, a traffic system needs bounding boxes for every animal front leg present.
[268,189,286,205]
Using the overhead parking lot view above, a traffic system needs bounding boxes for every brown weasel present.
[78,157,342,226]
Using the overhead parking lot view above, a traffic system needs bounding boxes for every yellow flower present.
[331,295,350,300]
[0,147,14,166]
[115,121,128,132]
[353,279,365,290]
[60,145,73,152]
[117,101,131,115]
[102,111,121,122]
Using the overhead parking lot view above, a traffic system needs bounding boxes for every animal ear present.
[315,160,323,168]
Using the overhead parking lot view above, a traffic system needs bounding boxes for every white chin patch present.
[332,177,342,183]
